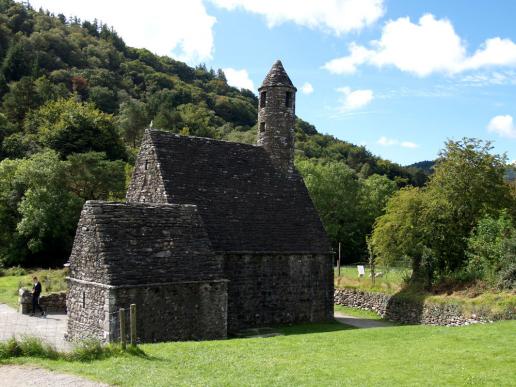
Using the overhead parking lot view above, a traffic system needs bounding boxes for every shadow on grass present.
[275,321,357,336]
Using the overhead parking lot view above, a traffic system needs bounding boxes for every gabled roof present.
[259,60,296,90]
[138,130,330,254]
[69,201,223,286]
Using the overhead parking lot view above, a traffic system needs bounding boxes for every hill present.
[0,0,423,185]
[0,0,433,266]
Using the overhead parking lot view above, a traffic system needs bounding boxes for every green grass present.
[334,265,410,294]
[334,304,384,320]
[335,265,515,320]
[0,268,67,308]
[2,321,515,386]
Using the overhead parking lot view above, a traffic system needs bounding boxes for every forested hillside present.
[0,0,427,266]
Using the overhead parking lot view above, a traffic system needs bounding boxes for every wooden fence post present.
[119,308,126,350]
[130,304,137,347]
[337,242,341,277]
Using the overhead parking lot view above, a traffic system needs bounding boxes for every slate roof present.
[259,60,296,90]
[145,130,330,254]
[70,201,223,286]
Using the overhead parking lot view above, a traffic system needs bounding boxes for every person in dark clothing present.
[31,276,45,316]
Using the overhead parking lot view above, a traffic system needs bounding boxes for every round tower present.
[257,60,297,175]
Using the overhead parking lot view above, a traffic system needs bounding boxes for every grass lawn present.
[2,321,515,386]
[0,268,67,308]
[334,304,384,320]
[334,265,410,294]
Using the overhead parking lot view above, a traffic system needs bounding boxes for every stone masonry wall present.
[334,288,490,326]
[110,280,228,342]
[126,132,169,204]
[257,85,296,175]
[18,289,66,314]
[67,281,110,342]
[224,253,333,332]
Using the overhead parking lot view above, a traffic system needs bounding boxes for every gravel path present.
[0,365,108,386]
[334,311,393,328]
[0,304,71,351]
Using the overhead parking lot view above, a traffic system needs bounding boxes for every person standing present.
[31,276,45,316]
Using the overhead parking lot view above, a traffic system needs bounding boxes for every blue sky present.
[26,0,516,165]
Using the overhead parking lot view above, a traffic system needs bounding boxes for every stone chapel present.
[66,60,333,342]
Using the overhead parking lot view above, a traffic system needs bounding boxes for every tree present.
[360,173,397,228]
[2,77,42,123]
[297,159,365,259]
[423,138,513,273]
[466,211,515,287]
[0,150,128,266]
[117,99,149,147]
[370,187,430,284]
[66,152,126,200]
[25,98,126,160]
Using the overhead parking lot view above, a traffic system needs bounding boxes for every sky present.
[23,0,516,165]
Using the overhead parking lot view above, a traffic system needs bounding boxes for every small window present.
[82,291,86,308]
[285,91,292,107]
[260,91,267,108]
[144,160,148,170]
[259,122,266,132]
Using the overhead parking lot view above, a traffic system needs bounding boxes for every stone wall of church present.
[126,132,169,204]
[257,85,296,175]
[110,280,228,342]
[66,281,111,342]
[222,253,333,332]
[67,279,228,343]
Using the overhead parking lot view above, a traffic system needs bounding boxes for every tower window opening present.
[260,91,267,108]
[144,160,149,170]
[259,122,266,132]
[285,91,292,107]
[82,291,86,308]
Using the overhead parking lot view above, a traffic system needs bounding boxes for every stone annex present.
[66,60,334,343]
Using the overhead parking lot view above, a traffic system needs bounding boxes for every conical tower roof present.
[259,60,296,90]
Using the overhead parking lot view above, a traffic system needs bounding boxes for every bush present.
[0,336,141,361]
[466,212,515,288]
[0,266,27,277]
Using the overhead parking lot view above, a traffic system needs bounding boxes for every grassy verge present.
[334,304,384,320]
[0,336,144,362]
[334,265,410,294]
[2,321,515,386]
[335,265,515,320]
[0,268,67,308]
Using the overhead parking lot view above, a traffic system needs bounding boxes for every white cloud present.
[223,68,255,90]
[400,141,419,149]
[377,137,419,148]
[211,0,384,35]
[324,14,516,76]
[301,82,314,95]
[337,86,373,111]
[377,136,397,146]
[487,115,516,139]
[23,0,216,63]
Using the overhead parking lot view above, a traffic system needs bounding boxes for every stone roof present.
[69,201,223,286]
[139,130,330,254]
[259,60,296,90]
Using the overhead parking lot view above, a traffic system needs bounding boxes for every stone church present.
[66,61,333,343]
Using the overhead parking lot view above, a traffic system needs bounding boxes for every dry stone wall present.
[334,288,491,326]
[18,289,67,314]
